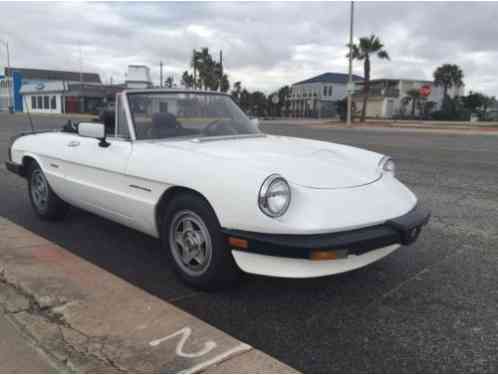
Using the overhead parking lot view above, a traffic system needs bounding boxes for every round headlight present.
[258,174,291,218]
[379,156,396,176]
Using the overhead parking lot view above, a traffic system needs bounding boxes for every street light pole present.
[1,39,12,112]
[347,1,354,126]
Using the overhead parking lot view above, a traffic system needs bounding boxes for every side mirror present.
[78,122,110,147]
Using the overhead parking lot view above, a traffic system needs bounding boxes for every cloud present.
[0,2,496,96]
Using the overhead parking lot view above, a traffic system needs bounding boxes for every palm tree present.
[219,73,230,93]
[197,48,215,90]
[433,64,464,110]
[191,49,200,89]
[405,89,421,117]
[190,48,227,91]
[181,71,194,88]
[433,64,464,98]
[349,34,390,122]
[231,81,242,102]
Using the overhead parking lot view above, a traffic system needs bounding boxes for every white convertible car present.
[6,89,430,290]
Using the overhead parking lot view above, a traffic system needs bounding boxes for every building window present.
[159,102,168,113]
[323,86,327,96]
[51,96,56,110]
[37,96,42,109]
[44,96,49,109]
[31,96,36,109]
[328,86,333,96]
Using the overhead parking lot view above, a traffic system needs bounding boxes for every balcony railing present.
[354,87,400,98]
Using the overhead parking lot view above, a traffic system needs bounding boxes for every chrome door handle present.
[67,141,80,147]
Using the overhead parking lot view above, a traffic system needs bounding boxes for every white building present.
[0,74,13,112]
[20,81,66,114]
[353,78,465,118]
[289,72,363,118]
[2,67,103,113]
[125,65,152,89]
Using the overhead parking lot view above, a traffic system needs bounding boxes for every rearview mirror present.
[78,122,110,147]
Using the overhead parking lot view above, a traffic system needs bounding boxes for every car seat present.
[149,112,181,139]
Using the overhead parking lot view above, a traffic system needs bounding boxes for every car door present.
[61,96,135,227]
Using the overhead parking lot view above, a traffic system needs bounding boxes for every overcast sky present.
[0,2,497,96]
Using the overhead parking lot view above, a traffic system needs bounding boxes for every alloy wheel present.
[31,169,49,212]
[169,210,213,277]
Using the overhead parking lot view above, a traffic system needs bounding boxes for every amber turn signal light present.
[310,250,338,261]
[228,237,248,249]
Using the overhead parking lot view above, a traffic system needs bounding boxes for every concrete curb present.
[0,217,297,373]
[271,122,498,135]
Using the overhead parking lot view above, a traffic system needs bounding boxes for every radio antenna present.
[22,96,35,133]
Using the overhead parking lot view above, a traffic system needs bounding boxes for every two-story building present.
[352,78,465,118]
[289,72,363,118]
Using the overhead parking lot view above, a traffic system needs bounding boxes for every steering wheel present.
[202,119,237,136]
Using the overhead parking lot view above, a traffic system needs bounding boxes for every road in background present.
[1,112,497,372]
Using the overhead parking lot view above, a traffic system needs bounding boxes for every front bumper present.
[222,205,430,260]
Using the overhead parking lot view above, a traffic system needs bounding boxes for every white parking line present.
[179,343,252,374]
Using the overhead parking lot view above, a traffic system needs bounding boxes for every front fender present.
[129,143,417,236]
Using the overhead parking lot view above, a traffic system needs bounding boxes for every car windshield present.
[127,92,260,140]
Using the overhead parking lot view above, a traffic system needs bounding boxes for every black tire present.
[27,161,69,220]
[161,192,240,291]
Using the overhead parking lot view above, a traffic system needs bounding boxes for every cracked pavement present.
[0,218,294,373]
[0,273,114,372]
[1,113,497,372]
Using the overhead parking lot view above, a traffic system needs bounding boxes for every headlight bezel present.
[379,155,396,176]
[258,174,291,218]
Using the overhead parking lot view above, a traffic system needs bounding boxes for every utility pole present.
[160,61,163,88]
[192,49,197,90]
[79,42,84,113]
[219,50,223,92]
[347,1,354,126]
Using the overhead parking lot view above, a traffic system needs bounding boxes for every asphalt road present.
[1,112,497,372]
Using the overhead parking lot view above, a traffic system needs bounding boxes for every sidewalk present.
[0,217,297,373]
[0,314,58,372]
[262,118,498,134]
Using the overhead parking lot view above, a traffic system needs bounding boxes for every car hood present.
[155,135,383,189]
